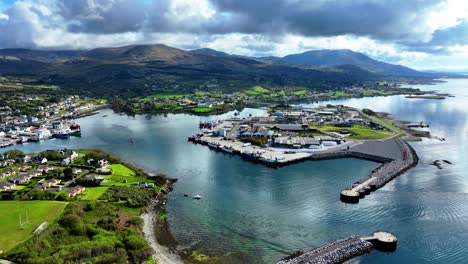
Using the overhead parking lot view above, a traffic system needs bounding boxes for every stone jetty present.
[278,232,397,264]
[340,139,418,203]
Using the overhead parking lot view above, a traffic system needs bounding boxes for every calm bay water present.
[3,79,468,263]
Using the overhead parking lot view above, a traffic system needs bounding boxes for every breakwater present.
[340,140,419,203]
[278,232,397,264]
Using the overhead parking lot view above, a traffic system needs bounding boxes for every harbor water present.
[3,79,468,263]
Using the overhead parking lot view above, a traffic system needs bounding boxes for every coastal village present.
[189,105,409,165]
[0,94,106,148]
[189,105,419,205]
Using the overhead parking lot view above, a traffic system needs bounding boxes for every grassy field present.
[334,91,353,97]
[0,201,67,253]
[101,164,155,187]
[191,107,215,113]
[320,125,393,140]
[292,89,308,95]
[243,85,271,95]
[368,115,406,138]
[80,187,109,200]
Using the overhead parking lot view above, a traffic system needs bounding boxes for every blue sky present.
[1,0,468,71]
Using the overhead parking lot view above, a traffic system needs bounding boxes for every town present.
[188,105,410,165]
[0,93,106,148]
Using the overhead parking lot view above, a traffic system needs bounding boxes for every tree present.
[4,149,24,159]
[63,167,74,180]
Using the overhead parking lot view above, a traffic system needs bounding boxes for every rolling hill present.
[0,44,437,97]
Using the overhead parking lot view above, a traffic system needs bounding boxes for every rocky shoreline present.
[141,177,183,264]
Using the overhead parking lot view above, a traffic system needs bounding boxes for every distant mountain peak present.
[279,49,426,76]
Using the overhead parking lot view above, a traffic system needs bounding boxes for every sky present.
[1,0,468,71]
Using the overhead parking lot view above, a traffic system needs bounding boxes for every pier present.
[277,232,397,264]
[190,135,418,203]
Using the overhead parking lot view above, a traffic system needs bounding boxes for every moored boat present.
[221,146,234,153]
[208,143,219,149]
[241,152,259,162]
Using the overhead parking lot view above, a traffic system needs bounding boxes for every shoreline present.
[140,174,183,264]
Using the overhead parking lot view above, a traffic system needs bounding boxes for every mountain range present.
[0,44,444,96]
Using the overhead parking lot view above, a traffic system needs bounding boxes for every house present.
[41,178,61,189]
[97,159,109,168]
[18,165,32,171]
[82,173,104,184]
[40,157,48,164]
[0,159,15,168]
[60,157,71,166]
[197,102,212,108]
[0,181,16,191]
[29,169,43,177]
[17,155,32,163]
[9,173,33,184]
[96,167,112,174]
[66,185,85,197]
[59,150,79,161]
[39,166,55,173]
[72,167,82,175]
[0,169,14,179]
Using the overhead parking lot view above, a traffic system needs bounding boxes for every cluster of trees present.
[100,186,156,208]
[27,189,68,201]
[4,201,153,263]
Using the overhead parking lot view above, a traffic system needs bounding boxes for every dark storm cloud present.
[57,0,146,34]
[0,0,465,55]
[207,0,442,40]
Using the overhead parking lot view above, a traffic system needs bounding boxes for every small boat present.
[208,143,219,149]
[221,146,234,153]
[130,138,134,144]
[188,135,197,142]
[183,194,188,197]
[52,131,70,139]
[241,152,259,162]
[194,195,201,199]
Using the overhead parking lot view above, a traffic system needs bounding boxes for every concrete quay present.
[278,232,397,264]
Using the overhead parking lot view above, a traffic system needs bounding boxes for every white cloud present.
[0,0,468,70]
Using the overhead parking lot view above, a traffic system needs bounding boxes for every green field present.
[0,201,67,252]
[320,125,393,140]
[292,89,308,95]
[191,107,215,113]
[243,85,271,95]
[334,91,353,97]
[368,115,406,138]
[80,187,109,200]
[101,164,154,187]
